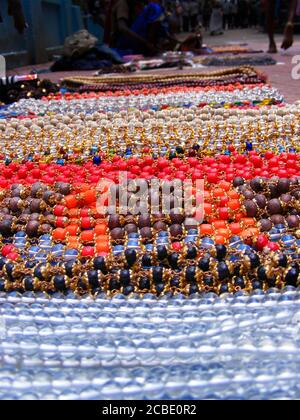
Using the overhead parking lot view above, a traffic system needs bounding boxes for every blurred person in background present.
[202,0,212,30]
[210,0,223,35]
[190,0,200,30]
[94,0,166,55]
[264,0,297,52]
[182,0,191,32]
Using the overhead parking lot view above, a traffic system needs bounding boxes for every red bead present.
[6,252,19,261]
[172,242,182,251]
[267,242,280,252]
[81,246,95,257]
[2,244,15,257]
[256,234,269,251]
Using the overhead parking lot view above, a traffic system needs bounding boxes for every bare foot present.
[281,24,294,50]
[268,41,277,54]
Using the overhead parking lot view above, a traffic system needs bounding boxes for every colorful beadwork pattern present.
[0,67,300,400]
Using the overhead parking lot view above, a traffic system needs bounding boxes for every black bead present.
[53,275,67,291]
[176,146,184,155]
[120,269,131,286]
[65,261,75,278]
[139,277,150,290]
[285,268,299,286]
[168,253,179,269]
[185,266,196,283]
[24,276,34,291]
[220,284,229,294]
[93,256,108,274]
[0,257,7,270]
[217,261,230,281]
[5,262,15,281]
[169,152,177,160]
[189,284,199,295]
[257,266,268,281]
[77,278,88,290]
[109,278,120,291]
[157,245,168,261]
[170,276,180,288]
[155,282,165,295]
[267,276,277,288]
[215,244,227,261]
[25,260,37,269]
[193,144,200,151]
[199,257,210,272]
[123,284,135,296]
[153,267,163,283]
[142,253,152,268]
[234,277,245,289]
[278,254,288,268]
[34,264,46,280]
[233,265,241,277]
[249,253,260,269]
[252,280,262,290]
[186,245,197,260]
[125,249,137,267]
[203,275,214,287]
[87,270,99,288]
[0,279,5,291]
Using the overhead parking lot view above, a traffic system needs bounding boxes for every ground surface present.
[7,29,300,104]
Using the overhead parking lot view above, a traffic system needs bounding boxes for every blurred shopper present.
[202,0,212,30]
[210,0,223,35]
[101,0,167,55]
[190,0,199,30]
[264,0,297,52]
[182,0,191,32]
[222,0,233,29]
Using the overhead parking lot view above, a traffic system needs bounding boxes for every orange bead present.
[199,224,213,235]
[67,236,80,248]
[235,212,246,222]
[213,220,227,230]
[216,228,230,239]
[204,202,213,215]
[219,180,231,191]
[212,188,224,198]
[52,228,67,241]
[227,190,240,199]
[83,190,97,205]
[94,224,108,235]
[80,230,95,243]
[229,223,242,234]
[65,225,80,236]
[215,235,226,244]
[242,218,256,227]
[96,242,110,253]
[64,195,78,209]
[228,199,241,211]
[69,208,80,218]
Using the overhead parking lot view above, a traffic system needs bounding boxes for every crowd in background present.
[163,0,263,34]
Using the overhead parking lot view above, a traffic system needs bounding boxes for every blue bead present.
[113,245,124,256]
[245,142,253,151]
[128,233,139,239]
[56,159,65,166]
[188,229,198,235]
[93,156,102,165]
[158,231,168,238]
[156,238,168,245]
[145,244,154,252]
[64,249,79,261]
[28,246,40,257]
[15,231,26,238]
[127,240,139,247]
[40,234,51,241]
